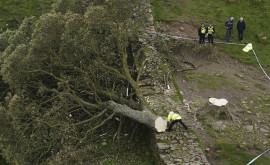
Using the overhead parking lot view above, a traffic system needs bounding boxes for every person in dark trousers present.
[166,111,188,132]
[225,17,234,41]
[206,23,215,44]
[198,23,206,44]
[237,17,246,42]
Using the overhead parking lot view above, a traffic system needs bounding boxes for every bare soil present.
[157,21,198,39]
[161,21,270,165]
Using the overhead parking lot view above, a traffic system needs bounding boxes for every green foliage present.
[0,0,151,164]
[96,120,154,165]
[0,30,15,52]
[151,0,270,71]
[154,36,216,64]
[0,155,9,165]
[214,142,270,165]
[0,16,36,66]
[151,0,182,22]
[0,0,53,30]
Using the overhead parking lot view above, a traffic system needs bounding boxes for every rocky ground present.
[147,20,270,164]
[175,51,270,164]
[145,83,210,165]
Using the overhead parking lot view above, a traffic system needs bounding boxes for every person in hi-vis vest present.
[206,23,215,44]
[198,23,206,44]
[166,111,188,132]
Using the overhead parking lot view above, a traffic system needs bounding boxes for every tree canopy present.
[0,0,152,164]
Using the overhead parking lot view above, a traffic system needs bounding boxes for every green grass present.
[171,75,183,102]
[191,130,205,153]
[157,139,171,145]
[151,0,270,72]
[185,71,244,90]
[214,142,270,165]
[151,0,182,22]
[0,0,54,30]
[254,83,266,90]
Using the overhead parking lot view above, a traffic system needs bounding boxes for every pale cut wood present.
[105,101,167,132]
[209,98,228,106]
[207,98,231,120]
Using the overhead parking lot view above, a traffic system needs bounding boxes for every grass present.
[254,83,266,90]
[254,96,270,113]
[191,130,205,153]
[157,139,171,145]
[171,75,183,102]
[214,142,270,165]
[151,0,270,72]
[0,0,54,30]
[185,71,244,90]
[151,0,182,22]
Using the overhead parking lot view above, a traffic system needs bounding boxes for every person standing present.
[207,23,215,44]
[198,23,206,44]
[237,17,246,42]
[166,111,188,132]
[225,17,234,41]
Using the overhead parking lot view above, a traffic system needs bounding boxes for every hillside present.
[151,0,270,71]
[0,0,53,31]
[0,0,270,165]
[151,0,270,164]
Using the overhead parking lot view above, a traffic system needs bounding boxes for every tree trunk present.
[105,101,167,132]
[207,98,231,120]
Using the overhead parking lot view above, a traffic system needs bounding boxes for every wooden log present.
[105,101,167,132]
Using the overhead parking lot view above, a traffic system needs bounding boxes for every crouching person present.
[166,111,188,132]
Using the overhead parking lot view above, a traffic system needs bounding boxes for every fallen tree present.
[0,0,165,164]
[106,101,167,132]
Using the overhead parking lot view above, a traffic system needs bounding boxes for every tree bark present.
[205,98,232,120]
[105,101,167,132]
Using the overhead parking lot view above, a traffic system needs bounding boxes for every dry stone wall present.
[139,2,210,165]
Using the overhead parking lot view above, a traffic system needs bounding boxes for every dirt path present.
[160,21,270,164]
[176,52,270,164]
[157,22,198,39]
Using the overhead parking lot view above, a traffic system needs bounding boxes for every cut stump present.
[205,98,231,120]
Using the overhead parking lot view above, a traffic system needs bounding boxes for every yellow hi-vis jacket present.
[207,27,214,34]
[167,112,181,122]
[201,27,206,34]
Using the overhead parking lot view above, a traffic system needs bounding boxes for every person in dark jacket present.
[206,23,215,44]
[237,17,246,41]
[225,17,234,41]
[198,23,206,44]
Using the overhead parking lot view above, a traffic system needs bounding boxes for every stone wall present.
[139,2,210,165]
